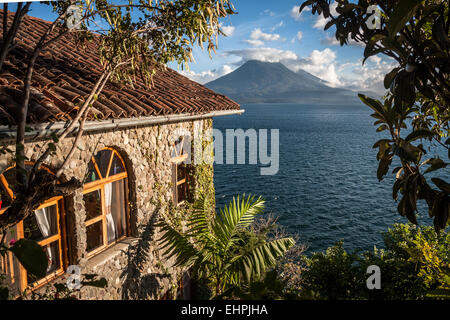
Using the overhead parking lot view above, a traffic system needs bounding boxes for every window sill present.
[85,237,138,270]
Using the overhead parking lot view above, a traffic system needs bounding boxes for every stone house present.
[0,13,241,299]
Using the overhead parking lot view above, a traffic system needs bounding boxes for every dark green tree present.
[299,0,449,231]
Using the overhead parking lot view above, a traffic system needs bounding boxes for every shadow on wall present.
[120,207,171,299]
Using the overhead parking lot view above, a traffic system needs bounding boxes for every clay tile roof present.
[0,11,240,126]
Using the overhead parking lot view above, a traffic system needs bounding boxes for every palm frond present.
[231,237,295,283]
[213,195,265,250]
[157,222,198,267]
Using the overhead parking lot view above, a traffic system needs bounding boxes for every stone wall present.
[0,118,215,300]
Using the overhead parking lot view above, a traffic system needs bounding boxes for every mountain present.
[205,60,361,105]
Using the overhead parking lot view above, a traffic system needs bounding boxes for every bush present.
[295,224,449,300]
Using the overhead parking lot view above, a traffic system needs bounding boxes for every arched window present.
[83,148,129,256]
[170,136,190,205]
[0,163,66,293]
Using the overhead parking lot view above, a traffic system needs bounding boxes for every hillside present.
[205,60,361,105]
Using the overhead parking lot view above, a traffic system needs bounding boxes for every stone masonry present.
[0,118,215,299]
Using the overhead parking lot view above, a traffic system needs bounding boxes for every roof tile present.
[0,11,239,126]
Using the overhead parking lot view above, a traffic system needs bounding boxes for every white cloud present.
[263,9,275,17]
[367,55,382,65]
[296,31,303,42]
[270,21,284,32]
[321,35,340,46]
[220,24,235,37]
[339,57,397,94]
[286,48,395,94]
[244,28,282,47]
[292,48,343,87]
[224,47,298,63]
[244,39,265,47]
[179,64,235,84]
[250,28,280,41]
[290,5,311,21]
[320,34,364,47]
[313,1,338,29]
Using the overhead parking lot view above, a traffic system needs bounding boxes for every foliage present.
[297,224,449,300]
[299,0,450,231]
[0,1,236,298]
[158,195,295,297]
[218,270,286,300]
[218,216,308,300]
[299,241,364,299]
[0,0,237,235]
[0,239,107,300]
[397,225,450,297]
[0,237,48,282]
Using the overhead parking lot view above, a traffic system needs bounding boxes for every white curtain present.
[105,183,116,243]
[34,207,53,272]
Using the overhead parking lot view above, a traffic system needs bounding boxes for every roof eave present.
[0,109,245,143]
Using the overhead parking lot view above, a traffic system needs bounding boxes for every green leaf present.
[377,156,392,181]
[50,132,59,143]
[405,129,434,142]
[431,178,450,194]
[387,0,424,38]
[394,70,416,105]
[48,143,57,152]
[9,239,48,279]
[423,158,447,174]
[298,0,315,13]
[384,67,401,89]
[432,15,449,48]
[324,19,336,31]
[358,94,385,117]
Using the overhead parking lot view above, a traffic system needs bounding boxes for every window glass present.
[3,168,17,195]
[0,183,11,209]
[84,190,102,221]
[23,205,58,241]
[85,161,99,183]
[26,241,61,284]
[94,149,112,178]
[105,180,127,244]
[46,241,61,274]
[0,165,64,292]
[1,225,21,294]
[83,148,128,255]
[86,221,103,253]
[2,165,33,195]
[109,154,125,176]
[177,183,187,204]
[110,179,127,241]
[177,164,186,182]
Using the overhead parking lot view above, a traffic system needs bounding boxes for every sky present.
[9,0,397,95]
[174,1,397,96]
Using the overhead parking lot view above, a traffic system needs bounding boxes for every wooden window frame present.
[83,148,130,258]
[0,163,68,293]
[170,136,190,206]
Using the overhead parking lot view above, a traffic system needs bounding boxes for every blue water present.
[213,104,441,252]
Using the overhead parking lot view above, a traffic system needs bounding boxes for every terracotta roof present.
[0,11,240,126]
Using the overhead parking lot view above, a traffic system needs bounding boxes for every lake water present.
[213,103,438,252]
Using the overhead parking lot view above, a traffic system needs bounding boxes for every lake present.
[213,103,437,252]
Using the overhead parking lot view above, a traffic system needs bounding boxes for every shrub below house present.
[287,224,449,300]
